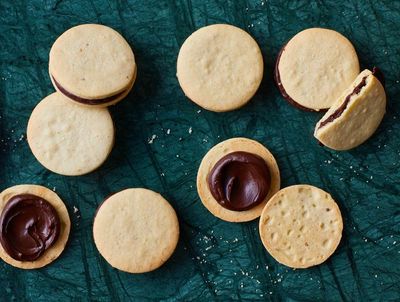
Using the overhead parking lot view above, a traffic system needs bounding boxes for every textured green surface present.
[1,0,400,301]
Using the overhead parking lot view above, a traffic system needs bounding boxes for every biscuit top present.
[93,188,179,273]
[49,24,136,99]
[207,151,271,211]
[0,194,60,261]
[177,24,263,112]
[277,28,359,111]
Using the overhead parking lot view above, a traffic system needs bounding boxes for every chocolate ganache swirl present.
[0,194,60,261]
[207,151,271,211]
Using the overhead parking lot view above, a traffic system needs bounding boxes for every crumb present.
[148,134,157,144]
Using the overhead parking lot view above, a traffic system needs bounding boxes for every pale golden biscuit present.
[93,188,179,273]
[177,24,264,112]
[197,138,280,222]
[49,24,136,106]
[259,185,343,269]
[314,69,386,150]
[27,92,115,176]
[0,185,70,269]
[276,28,359,111]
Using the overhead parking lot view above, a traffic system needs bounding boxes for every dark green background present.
[1,0,399,301]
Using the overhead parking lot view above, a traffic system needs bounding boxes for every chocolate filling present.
[0,194,61,261]
[52,75,126,105]
[318,75,368,129]
[372,67,385,88]
[207,151,271,211]
[274,45,319,112]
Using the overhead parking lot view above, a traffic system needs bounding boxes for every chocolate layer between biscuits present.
[274,46,318,112]
[318,75,368,129]
[318,67,384,129]
[52,75,127,105]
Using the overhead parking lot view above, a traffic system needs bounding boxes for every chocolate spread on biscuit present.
[0,194,60,261]
[207,151,271,211]
[52,76,126,105]
[318,75,368,129]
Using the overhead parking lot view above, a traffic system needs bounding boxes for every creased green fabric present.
[0,0,399,301]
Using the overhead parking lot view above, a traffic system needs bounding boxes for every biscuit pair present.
[49,24,137,107]
[28,24,136,176]
[275,28,386,150]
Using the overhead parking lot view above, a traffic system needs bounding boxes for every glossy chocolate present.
[207,151,271,211]
[318,75,368,129]
[274,45,319,112]
[52,75,126,105]
[0,194,60,261]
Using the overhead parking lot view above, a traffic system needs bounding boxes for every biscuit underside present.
[52,75,127,105]
[259,185,343,269]
[318,74,369,129]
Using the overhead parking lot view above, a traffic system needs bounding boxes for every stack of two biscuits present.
[275,28,387,151]
[27,24,137,176]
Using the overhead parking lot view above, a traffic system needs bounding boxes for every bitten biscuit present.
[0,185,70,269]
[93,188,179,273]
[177,24,264,112]
[27,92,115,176]
[314,69,386,150]
[259,185,343,269]
[49,24,136,107]
[275,28,359,111]
[197,138,280,222]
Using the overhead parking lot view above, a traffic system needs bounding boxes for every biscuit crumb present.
[148,134,157,144]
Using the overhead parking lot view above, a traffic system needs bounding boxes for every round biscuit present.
[27,92,115,176]
[93,188,180,273]
[259,185,343,268]
[177,24,264,112]
[277,28,359,111]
